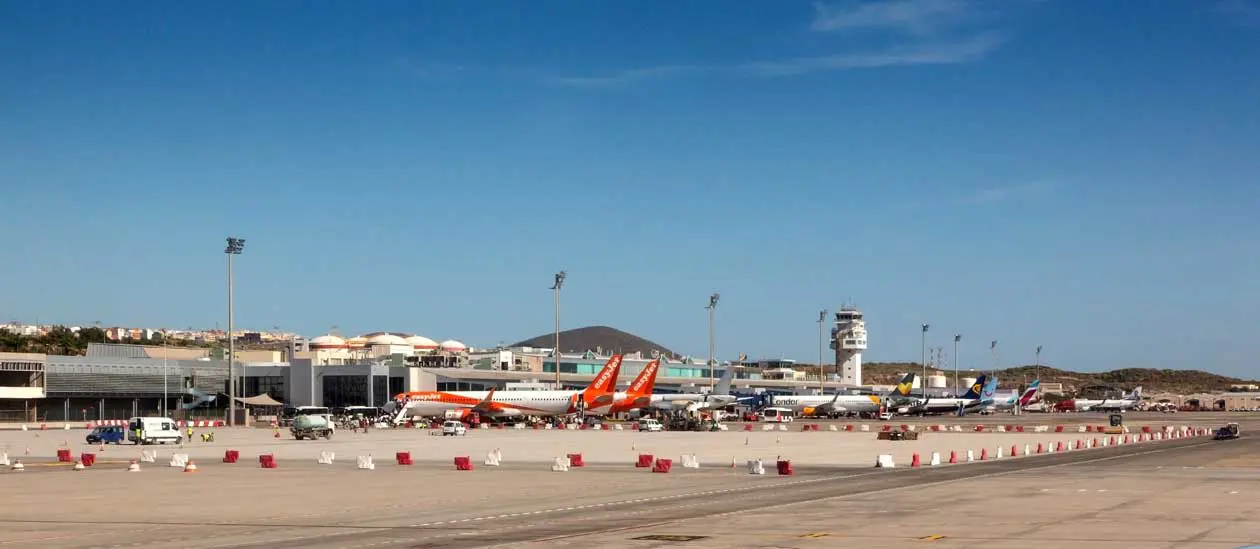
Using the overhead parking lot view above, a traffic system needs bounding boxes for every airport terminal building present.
[0,343,872,422]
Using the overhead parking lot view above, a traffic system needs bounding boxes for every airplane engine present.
[802,407,817,416]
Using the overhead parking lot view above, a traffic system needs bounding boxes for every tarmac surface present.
[0,411,1228,469]
[0,413,1253,548]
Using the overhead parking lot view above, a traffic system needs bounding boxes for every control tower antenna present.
[830,307,868,386]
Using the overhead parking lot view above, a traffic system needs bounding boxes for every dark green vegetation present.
[0,326,210,355]
[863,362,1254,394]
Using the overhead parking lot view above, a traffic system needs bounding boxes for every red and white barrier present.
[83,419,226,428]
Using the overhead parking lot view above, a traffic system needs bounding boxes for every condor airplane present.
[767,372,917,417]
[385,355,624,422]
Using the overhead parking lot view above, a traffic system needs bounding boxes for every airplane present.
[1055,387,1142,412]
[647,367,748,413]
[990,380,1041,412]
[893,374,996,415]
[595,358,661,415]
[766,372,917,417]
[384,354,624,422]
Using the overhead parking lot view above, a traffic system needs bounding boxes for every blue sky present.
[2,1,1258,377]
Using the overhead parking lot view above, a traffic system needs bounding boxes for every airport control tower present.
[830,308,868,386]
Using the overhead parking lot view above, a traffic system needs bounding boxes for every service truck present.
[291,414,335,440]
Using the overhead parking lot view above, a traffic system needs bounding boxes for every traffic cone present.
[948,451,957,464]
[980,448,988,461]
[184,460,199,473]
[910,453,921,468]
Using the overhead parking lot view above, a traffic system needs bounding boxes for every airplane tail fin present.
[962,374,988,400]
[887,372,916,397]
[1127,386,1143,400]
[580,355,623,407]
[1018,380,1041,406]
[626,359,661,398]
[713,366,734,395]
[980,376,998,402]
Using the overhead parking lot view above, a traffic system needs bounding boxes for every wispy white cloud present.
[735,32,1004,76]
[552,33,1004,87]
[811,0,975,35]
[955,181,1054,205]
[1217,0,1260,27]
[552,64,710,88]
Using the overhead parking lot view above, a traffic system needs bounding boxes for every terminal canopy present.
[234,394,284,407]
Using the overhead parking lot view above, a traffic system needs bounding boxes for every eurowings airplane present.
[385,354,624,422]
[990,380,1041,412]
[767,372,917,416]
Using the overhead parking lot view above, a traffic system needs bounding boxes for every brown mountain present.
[511,326,677,358]
[859,362,1253,395]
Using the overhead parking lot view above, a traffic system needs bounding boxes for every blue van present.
[86,425,126,444]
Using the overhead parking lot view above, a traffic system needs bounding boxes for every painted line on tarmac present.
[467,438,1221,549]
[156,435,1213,549]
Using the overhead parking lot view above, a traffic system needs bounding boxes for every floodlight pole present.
[920,324,930,399]
[550,271,566,387]
[707,293,720,391]
[953,334,961,396]
[818,310,828,394]
[225,237,245,426]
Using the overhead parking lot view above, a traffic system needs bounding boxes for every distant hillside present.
[860,362,1253,395]
[512,326,677,358]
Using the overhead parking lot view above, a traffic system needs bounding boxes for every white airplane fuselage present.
[398,390,586,418]
[770,394,881,415]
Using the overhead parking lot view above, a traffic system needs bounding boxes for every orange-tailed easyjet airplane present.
[385,354,623,422]
[592,358,660,415]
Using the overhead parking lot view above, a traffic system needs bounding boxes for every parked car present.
[86,426,126,444]
[442,420,468,436]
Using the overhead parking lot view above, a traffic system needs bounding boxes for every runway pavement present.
[0,427,1250,549]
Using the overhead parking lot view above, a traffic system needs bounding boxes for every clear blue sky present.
[2,1,1257,377]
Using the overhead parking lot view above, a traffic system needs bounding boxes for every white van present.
[127,417,182,445]
[638,418,664,432]
[441,420,467,436]
[761,407,795,423]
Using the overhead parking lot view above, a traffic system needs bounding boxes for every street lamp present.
[953,334,961,396]
[706,293,720,391]
[1035,345,1043,381]
[818,309,828,394]
[920,324,929,398]
[990,340,998,373]
[549,271,566,386]
[225,236,245,426]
